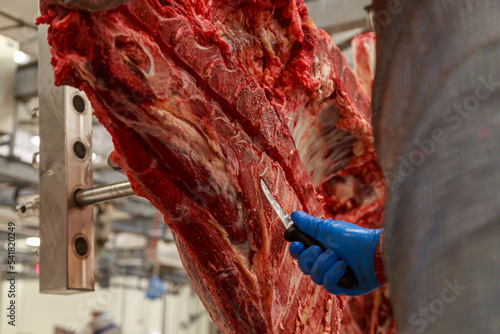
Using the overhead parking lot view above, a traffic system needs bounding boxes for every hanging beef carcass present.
[38,1,388,333]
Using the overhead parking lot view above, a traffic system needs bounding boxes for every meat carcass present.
[38,0,387,333]
[352,32,376,100]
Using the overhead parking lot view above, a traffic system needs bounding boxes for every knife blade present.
[260,179,294,229]
[260,179,328,250]
[260,179,358,290]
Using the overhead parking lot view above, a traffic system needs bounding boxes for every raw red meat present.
[352,32,376,100]
[38,0,387,333]
[341,288,396,334]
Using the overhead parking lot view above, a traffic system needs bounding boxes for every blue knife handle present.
[284,224,358,290]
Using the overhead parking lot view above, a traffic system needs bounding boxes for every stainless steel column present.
[38,24,94,294]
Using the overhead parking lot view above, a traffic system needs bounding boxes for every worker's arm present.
[289,211,386,296]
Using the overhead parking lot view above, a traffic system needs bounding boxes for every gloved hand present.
[289,211,384,296]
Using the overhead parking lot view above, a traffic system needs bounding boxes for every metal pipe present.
[0,24,21,33]
[74,181,135,207]
[0,7,37,30]
[322,18,367,36]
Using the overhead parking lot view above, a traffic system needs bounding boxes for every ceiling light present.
[26,237,40,247]
[30,135,40,147]
[92,152,102,163]
[14,50,31,65]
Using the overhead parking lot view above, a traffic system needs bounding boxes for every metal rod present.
[15,197,39,218]
[322,18,367,35]
[337,28,370,51]
[74,181,135,207]
[0,7,37,31]
[0,24,22,33]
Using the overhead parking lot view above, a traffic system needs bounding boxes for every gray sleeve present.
[372,0,500,333]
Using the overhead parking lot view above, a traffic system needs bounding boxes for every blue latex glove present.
[289,211,383,296]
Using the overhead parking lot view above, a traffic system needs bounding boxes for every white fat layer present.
[292,101,355,188]
[293,114,323,187]
[256,27,275,57]
[309,57,333,101]
[137,39,156,77]
[147,104,239,201]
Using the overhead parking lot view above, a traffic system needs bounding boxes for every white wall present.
[0,276,212,334]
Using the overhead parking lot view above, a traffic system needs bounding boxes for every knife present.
[260,179,358,290]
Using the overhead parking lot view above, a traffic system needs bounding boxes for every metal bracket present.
[37,24,137,294]
[38,24,95,294]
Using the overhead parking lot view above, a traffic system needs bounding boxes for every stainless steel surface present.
[38,24,94,294]
[74,181,135,207]
[260,179,293,229]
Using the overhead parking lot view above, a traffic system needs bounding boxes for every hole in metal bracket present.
[73,141,87,159]
[73,235,90,258]
[73,95,86,113]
